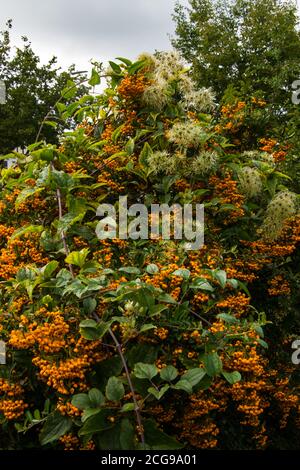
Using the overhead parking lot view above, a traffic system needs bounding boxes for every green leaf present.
[127,59,147,75]
[217,313,238,324]
[125,138,135,155]
[40,147,55,161]
[11,224,43,240]
[109,61,122,74]
[89,68,101,86]
[41,261,59,279]
[82,407,103,423]
[157,292,177,304]
[149,304,169,316]
[79,319,97,328]
[227,278,239,289]
[88,388,105,408]
[134,363,158,380]
[71,393,91,410]
[172,269,190,280]
[139,142,152,168]
[160,366,178,382]
[115,57,132,66]
[204,352,223,377]
[83,298,97,315]
[98,418,135,450]
[173,379,193,393]
[79,320,111,341]
[78,409,112,436]
[181,368,206,386]
[148,384,170,400]
[139,324,157,333]
[214,270,227,288]
[111,124,125,143]
[118,266,140,274]
[222,371,241,384]
[15,187,43,209]
[106,377,125,401]
[146,264,159,274]
[40,412,72,446]
[190,278,214,292]
[61,80,77,99]
[143,419,182,450]
[121,403,135,413]
[65,248,90,268]
[257,338,268,349]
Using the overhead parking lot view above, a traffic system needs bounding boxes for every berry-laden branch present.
[51,160,145,446]
[93,312,145,446]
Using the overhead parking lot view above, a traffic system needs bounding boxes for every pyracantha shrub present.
[0,52,299,450]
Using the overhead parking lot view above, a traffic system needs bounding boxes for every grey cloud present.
[1,0,190,69]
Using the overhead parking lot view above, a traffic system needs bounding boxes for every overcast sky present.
[0,0,190,73]
[1,0,299,75]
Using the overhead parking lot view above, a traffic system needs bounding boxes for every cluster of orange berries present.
[57,399,81,418]
[216,293,250,316]
[0,201,6,214]
[117,73,149,101]
[231,346,265,375]
[174,179,190,192]
[97,170,125,193]
[209,173,245,222]
[251,97,267,107]
[155,327,169,340]
[0,233,49,279]
[259,137,277,153]
[0,399,28,420]
[177,391,223,448]
[9,309,69,353]
[224,263,257,283]
[192,292,210,308]
[0,224,15,241]
[149,404,176,424]
[187,245,221,276]
[95,241,114,267]
[17,195,48,214]
[259,138,288,162]
[273,380,299,428]
[30,334,107,395]
[64,161,82,174]
[144,263,184,300]
[268,275,291,296]
[101,122,122,156]
[221,101,246,119]
[32,356,91,395]
[59,433,95,450]
[73,236,89,248]
[0,379,28,421]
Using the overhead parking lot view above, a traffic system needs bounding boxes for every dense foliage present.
[0,52,299,450]
[172,0,300,153]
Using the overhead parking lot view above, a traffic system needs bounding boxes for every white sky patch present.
[0,0,190,74]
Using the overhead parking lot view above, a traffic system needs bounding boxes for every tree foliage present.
[0,20,87,155]
[172,0,300,139]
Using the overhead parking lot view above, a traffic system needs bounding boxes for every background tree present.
[0,20,87,155]
[172,0,300,143]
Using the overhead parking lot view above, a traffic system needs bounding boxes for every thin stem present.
[93,313,145,446]
[50,163,75,278]
[108,327,145,446]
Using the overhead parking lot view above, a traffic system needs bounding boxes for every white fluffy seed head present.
[238,166,263,199]
[167,121,206,148]
[261,190,298,240]
[192,151,219,176]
